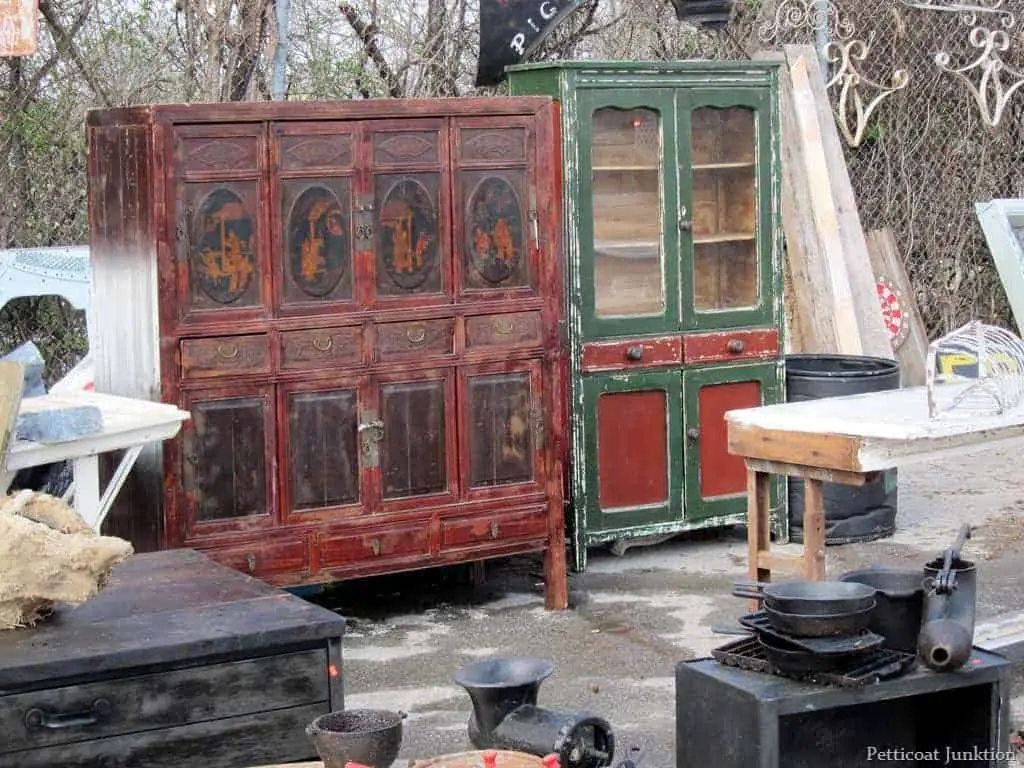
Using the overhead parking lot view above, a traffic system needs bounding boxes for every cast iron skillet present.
[762,601,875,637]
[732,579,876,615]
[757,632,876,675]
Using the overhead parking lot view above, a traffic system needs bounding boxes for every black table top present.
[0,549,346,691]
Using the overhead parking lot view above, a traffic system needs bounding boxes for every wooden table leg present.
[802,477,827,580]
[746,466,772,611]
[544,501,569,610]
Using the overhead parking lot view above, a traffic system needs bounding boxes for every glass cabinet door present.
[578,90,679,337]
[680,89,775,330]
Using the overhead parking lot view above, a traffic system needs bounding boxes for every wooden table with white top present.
[0,391,190,531]
[726,383,1024,587]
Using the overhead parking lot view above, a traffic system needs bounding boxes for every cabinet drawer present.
[441,509,548,550]
[682,329,779,364]
[374,319,454,361]
[319,524,430,567]
[181,334,270,379]
[466,312,542,350]
[179,133,260,174]
[0,650,328,752]
[204,537,310,578]
[581,337,682,372]
[281,327,362,371]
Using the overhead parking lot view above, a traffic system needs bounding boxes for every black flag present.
[476,0,586,87]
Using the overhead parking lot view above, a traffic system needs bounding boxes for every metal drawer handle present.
[406,326,426,344]
[246,553,256,573]
[626,346,644,361]
[216,342,240,360]
[727,339,746,354]
[494,319,515,335]
[490,522,500,539]
[25,699,112,730]
[687,428,701,441]
[370,538,381,556]
[312,335,334,352]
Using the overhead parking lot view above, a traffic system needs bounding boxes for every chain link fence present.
[711,0,1023,337]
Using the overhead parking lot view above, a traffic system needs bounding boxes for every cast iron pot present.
[306,709,404,768]
[839,567,926,653]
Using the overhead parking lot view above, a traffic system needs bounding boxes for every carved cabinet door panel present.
[180,385,276,539]
[171,125,268,327]
[272,122,358,316]
[279,378,367,525]
[452,116,538,300]
[370,368,458,513]
[367,119,452,307]
[458,361,546,501]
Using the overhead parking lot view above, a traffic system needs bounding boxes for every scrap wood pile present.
[0,489,132,629]
[758,45,930,386]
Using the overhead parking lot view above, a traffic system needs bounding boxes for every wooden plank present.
[866,228,929,386]
[754,50,843,356]
[729,422,861,472]
[0,361,25,469]
[788,44,894,361]
[744,458,870,486]
[759,552,804,571]
[746,468,771,607]
[801,478,827,580]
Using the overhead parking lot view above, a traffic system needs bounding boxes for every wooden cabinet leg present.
[746,466,772,611]
[544,530,569,611]
[802,477,827,580]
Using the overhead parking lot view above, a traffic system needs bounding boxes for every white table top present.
[7,391,190,471]
[726,383,1024,472]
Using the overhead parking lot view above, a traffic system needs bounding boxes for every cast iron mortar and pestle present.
[917,523,977,673]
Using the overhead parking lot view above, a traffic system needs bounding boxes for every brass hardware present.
[727,339,746,353]
[529,186,540,245]
[530,401,546,446]
[355,193,375,249]
[626,346,644,361]
[678,205,691,232]
[490,521,500,539]
[216,343,240,360]
[370,538,381,556]
[359,414,385,468]
[312,335,334,352]
[687,428,701,440]
[406,326,426,344]
[495,319,515,335]
[246,553,256,573]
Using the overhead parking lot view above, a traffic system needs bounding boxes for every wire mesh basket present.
[926,321,1024,419]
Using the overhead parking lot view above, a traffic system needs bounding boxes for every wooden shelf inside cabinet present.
[693,233,756,245]
[592,165,660,172]
[692,162,756,171]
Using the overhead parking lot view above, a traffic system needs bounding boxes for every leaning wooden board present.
[0,549,344,768]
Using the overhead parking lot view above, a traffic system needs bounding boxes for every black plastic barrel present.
[786,354,901,545]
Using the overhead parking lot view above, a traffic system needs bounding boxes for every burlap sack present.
[0,490,133,629]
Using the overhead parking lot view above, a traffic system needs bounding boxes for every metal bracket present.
[359,410,384,468]
[355,193,375,251]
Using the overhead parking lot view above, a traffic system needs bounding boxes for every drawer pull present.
[726,339,746,354]
[370,538,381,556]
[494,319,515,335]
[25,699,112,730]
[687,428,701,441]
[312,335,334,352]
[217,342,240,360]
[246,553,256,573]
[406,326,426,344]
[626,346,644,361]
[490,521,500,539]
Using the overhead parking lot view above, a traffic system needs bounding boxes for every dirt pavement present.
[308,442,1024,767]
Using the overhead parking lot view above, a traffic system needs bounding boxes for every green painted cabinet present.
[508,61,787,570]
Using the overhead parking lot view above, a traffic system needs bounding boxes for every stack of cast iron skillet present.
[731,580,885,674]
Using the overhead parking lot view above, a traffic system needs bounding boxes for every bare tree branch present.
[339,1,401,98]
[38,0,113,106]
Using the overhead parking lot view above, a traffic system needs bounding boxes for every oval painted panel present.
[288,185,350,298]
[191,188,257,304]
[466,175,524,285]
[378,178,438,290]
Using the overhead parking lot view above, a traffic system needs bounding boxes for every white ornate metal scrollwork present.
[824,38,910,148]
[933,26,1024,127]
[756,0,856,44]
[899,0,1015,29]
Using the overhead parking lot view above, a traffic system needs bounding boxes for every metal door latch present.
[359,416,385,467]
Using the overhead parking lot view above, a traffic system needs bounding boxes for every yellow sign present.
[937,351,1022,377]
[0,0,38,57]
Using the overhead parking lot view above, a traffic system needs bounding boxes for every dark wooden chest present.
[85,97,568,608]
[0,549,344,768]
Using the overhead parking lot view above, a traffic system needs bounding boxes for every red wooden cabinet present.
[87,98,568,608]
